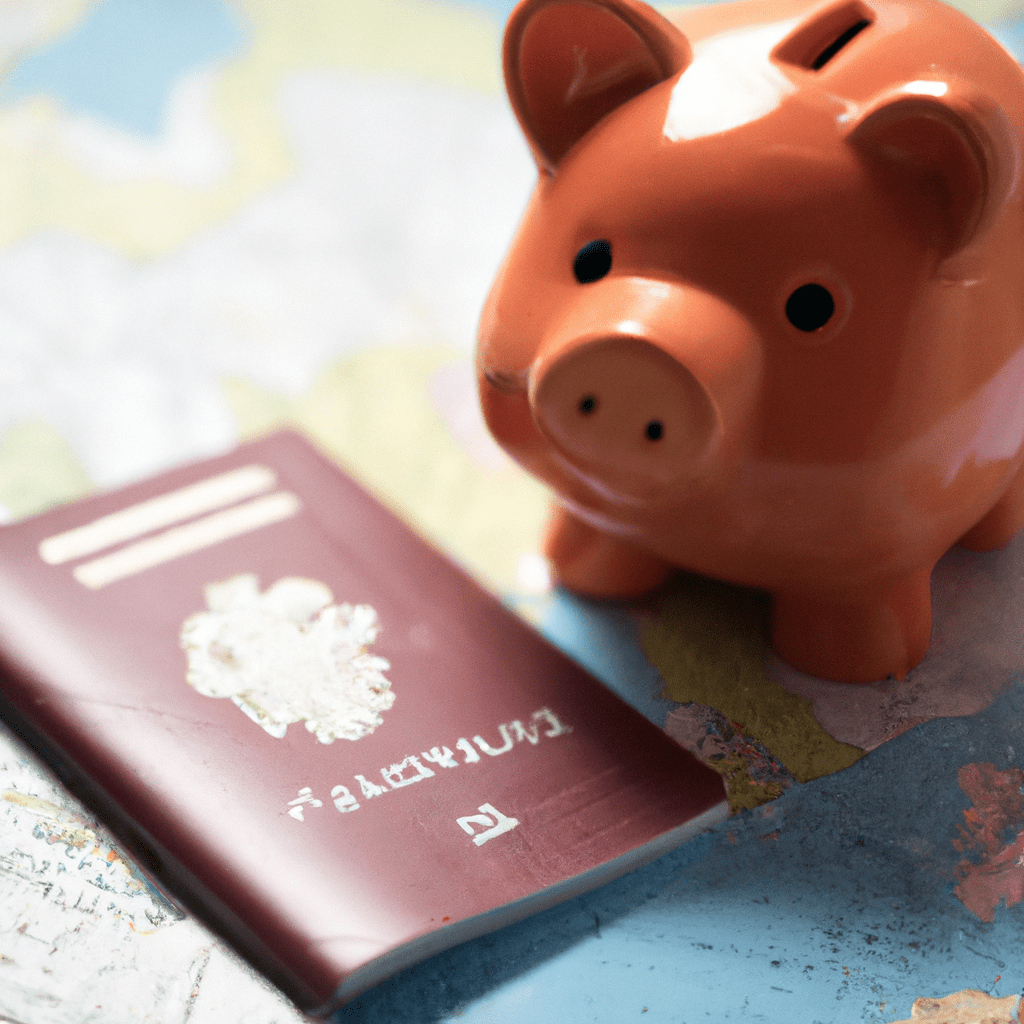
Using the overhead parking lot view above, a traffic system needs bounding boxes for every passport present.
[0,429,726,1015]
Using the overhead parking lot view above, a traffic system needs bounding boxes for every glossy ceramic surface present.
[478,0,1024,682]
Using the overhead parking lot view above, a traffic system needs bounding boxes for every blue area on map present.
[992,22,1024,63]
[0,0,245,137]
[451,0,519,22]
[342,676,1024,1024]
[449,0,743,25]
[536,590,674,726]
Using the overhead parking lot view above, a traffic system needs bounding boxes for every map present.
[1,1,1024,1022]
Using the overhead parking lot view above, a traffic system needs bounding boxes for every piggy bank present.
[477,0,1024,683]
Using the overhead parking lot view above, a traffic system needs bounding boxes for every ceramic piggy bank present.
[477,0,1024,682]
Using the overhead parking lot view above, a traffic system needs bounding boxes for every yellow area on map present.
[0,0,502,257]
[0,419,92,519]
[661,0,1022,25]
[957,0,1024,21]
[223,346,550,593]
[0,348,550,591]
[237,0,502,93]
[46,0,96,37]
[641,574,865,783]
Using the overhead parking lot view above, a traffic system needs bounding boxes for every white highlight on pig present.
[902,80,948,97]
[938,343,1024,484]
[181,574,394,744]
[663,18,800,142]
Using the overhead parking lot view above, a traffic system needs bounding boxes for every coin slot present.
[772,2,873,71]
[810,18,870,69]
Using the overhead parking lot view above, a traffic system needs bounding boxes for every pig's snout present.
[529,337,718,501]
[521,282,761,503]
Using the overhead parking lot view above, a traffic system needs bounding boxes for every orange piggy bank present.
[477,0,1024,683]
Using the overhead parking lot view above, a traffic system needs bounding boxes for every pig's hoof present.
[544,508,674,599]
[771,578,932,683]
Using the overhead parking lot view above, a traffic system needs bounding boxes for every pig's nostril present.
[573,240,612,284]
[645,420,664,441]
[786,283,835,331]
[579,394,598,415]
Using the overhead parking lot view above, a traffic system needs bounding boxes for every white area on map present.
[0,72,533,488]
[515,550,552,593]
[429,359,512,471]
[0,0,92,68]
[182,574,395,743]
[10,68,233,185]
[0,730,306,1024]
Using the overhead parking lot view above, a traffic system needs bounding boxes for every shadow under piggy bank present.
[769,531,1024,752]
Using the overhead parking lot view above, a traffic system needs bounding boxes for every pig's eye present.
[786,283,835,331]
[573,240,612,283]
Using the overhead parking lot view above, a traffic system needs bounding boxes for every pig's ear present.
[504,0,691,172]
[848,83,1014,258]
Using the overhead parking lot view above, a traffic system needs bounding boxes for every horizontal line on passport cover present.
[39,464,278,565]
[72,491,302,589]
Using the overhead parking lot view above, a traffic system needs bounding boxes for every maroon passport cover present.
[0,430,727,1015]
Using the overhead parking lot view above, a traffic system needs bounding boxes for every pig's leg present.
[543,505,675,598]
[959,465,1024,551]
[770,569,933,682]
